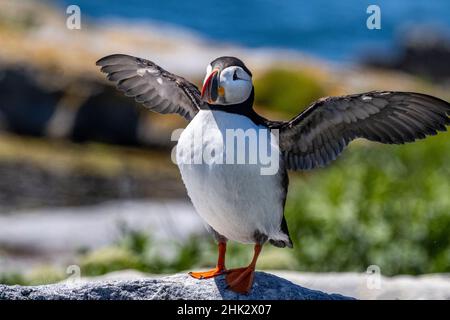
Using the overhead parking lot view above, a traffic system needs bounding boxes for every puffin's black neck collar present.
[205,89,268,126]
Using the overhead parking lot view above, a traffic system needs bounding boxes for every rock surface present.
[275,271,450,300]
[0,272,352,300]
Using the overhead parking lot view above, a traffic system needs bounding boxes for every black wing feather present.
[274,91,450,170]
[96,54,204,120]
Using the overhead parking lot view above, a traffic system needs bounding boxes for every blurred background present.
[0,0,449,285]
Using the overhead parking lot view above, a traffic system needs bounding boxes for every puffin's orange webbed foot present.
[189,267,226,280]
[190,241,227,280]
[225,266,255,294]
[225,243,262,294]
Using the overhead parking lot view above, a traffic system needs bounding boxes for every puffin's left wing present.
[274,91,450,170]
[96,54,204,120]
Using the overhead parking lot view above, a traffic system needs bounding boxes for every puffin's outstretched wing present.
[274,91,450,170]
[96,54,204,120]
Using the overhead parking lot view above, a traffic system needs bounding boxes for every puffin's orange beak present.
[201,69,219,103]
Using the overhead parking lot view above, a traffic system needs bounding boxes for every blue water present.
[58,0,450,61]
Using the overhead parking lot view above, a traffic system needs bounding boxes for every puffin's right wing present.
[96,54,204,120]
[273,91,450,170]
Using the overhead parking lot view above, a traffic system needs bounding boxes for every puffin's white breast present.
[176,110,288,244]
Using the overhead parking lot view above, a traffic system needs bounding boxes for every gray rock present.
[0,272,353,300]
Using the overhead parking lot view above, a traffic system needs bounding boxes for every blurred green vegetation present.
[286,131,450,275]
[0,273,27,286]
[0,266,67,286]
[254,68,326,116]
[79,227,204,276]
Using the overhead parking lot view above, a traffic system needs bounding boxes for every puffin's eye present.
[233,69,239,81]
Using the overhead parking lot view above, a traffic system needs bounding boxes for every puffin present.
[97,54,450,294]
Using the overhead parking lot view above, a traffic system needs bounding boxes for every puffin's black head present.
[201,56,253,106]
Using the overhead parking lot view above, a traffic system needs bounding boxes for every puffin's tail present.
[269,215,293,248]
[269,238,293,248]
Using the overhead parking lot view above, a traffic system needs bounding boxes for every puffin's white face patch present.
[219,66,252,105]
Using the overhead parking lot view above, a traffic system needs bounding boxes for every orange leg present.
[189,242,227,279]
[225,244,262,294]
